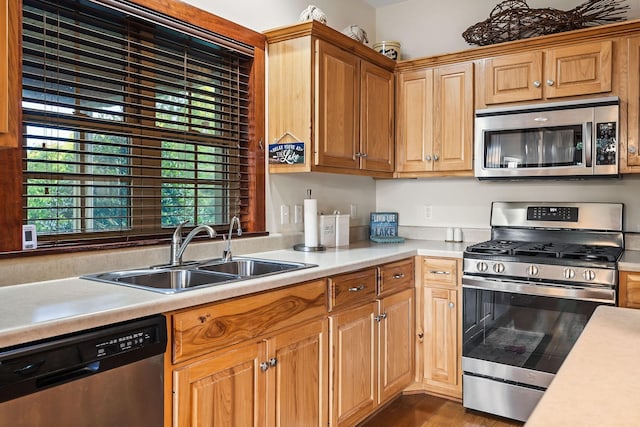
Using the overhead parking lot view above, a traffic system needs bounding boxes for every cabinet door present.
[315,40,360,170]
[433,62,473,172]
[544,40,612,99]
[360,61,394,172]
[482,51,543,104]
[378,289,414,404]
[268,319,328,427]
[619,271,640,309]
[0,0,7,134]
[626,36,640,169]
[395,69,433,172]
[329,302,377,427]
[423,286,460,394]
[173,342,267,427]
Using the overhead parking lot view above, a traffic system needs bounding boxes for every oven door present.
[461,275,612,421]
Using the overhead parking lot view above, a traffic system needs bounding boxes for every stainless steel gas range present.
[461,202,623,422]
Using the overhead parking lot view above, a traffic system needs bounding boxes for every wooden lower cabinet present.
[378,288,414,403]
[414,256,462,400]
[330,302,377,427]
[173,341,267,426]
[173,318,327,427]
[619,271,640,309]
[329,288,414,427]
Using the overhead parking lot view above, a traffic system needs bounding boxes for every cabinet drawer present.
[171,279,327,364]
[328,268,377,311]
[423,258,458,287]
[378,258,414,296]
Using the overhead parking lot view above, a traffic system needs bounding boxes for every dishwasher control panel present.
[95,326,158,358]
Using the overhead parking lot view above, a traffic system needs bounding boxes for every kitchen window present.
[16,0,265,248]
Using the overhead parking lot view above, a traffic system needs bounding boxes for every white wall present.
[182,0,377,39]
[375,0,640,59]
[376,175,640,233]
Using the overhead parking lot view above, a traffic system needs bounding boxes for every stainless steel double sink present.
[83,257,316,294]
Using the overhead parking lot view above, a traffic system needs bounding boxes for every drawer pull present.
[348,284,366,292]
[392,273,406,279]
[429,270,451,275]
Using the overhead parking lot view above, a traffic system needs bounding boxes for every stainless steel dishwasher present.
[0,315,167,426]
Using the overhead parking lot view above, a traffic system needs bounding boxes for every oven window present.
[462,288,602,374]
[483,125,583,169]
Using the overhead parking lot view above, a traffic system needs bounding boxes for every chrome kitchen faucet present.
[222,216,242,262]
[170,221,216,266]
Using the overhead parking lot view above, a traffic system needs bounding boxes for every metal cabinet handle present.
[433,154,439,161]
[260,362,269,372]
[425,155,432,161]
[348,284,365,292]
[629,146,637,154]
[448,302,455,309]
[360,153,368,158]
[269,357,278,367]
[355,152,362,157]
[392,273,405,279]
[429,270,451,275]
[533,80,541,88]
[546,79,555,86]
[375,313,388,322]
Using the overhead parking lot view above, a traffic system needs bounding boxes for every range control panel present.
[94,325,158,358]
[527,206,579,222]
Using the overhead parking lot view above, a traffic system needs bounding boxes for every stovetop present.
[466,240,623,263]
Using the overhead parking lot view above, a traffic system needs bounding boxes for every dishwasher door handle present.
[36,361,101,389]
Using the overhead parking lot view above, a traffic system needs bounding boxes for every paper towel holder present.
[293,243,326,252]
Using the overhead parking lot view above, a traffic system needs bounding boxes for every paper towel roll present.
[304,198,318,247]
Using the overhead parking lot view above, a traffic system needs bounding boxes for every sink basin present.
[83,257,316,294]
[85,268,239,294]
[196,257,311,277]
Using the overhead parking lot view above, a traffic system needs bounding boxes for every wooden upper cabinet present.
[433,62,474,172]
[266,22,395,178]
[395,62,473,177]
[483,51,543,104]
[479,40,612,107]
[315,40,360,170]
[395,68,433,173]
[360,61,395,172]
[625,36,640,171]
[0,0,7,135]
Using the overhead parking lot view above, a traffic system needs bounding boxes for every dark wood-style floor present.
[358,394,524,427]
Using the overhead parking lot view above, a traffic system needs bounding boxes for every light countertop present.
[525,305,640,426]
[618,249,640,272]
[0,239,466,348]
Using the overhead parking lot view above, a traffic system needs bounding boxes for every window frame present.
[0,0,265,254]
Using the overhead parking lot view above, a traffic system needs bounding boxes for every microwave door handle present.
[584,122,593,167]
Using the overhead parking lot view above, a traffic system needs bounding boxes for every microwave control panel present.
[595,122,617,166]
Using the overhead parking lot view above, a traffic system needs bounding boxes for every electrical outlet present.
[349,204,357,218]
[280,205,290,224]
[294,204,303,224]
[424,205,432,220]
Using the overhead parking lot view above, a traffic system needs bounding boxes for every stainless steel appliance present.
[474,97,619,179]
[462,202,623,422]
[0,315,167,426]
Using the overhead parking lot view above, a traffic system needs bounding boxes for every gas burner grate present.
[465,240,525,255]
[560,245,623,262]
[512,242,571,258]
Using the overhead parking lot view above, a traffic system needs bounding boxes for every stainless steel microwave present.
[474,97,619,179]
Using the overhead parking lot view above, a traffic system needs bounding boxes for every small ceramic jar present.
[373,41,401,60]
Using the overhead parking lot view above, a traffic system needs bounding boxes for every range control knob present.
[527,265,539,276]
[476,262,488,272]
[583,270,597,281]
[563,268,576,280]
[493,263,505,273]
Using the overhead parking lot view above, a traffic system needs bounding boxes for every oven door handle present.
[462,275,615,304]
